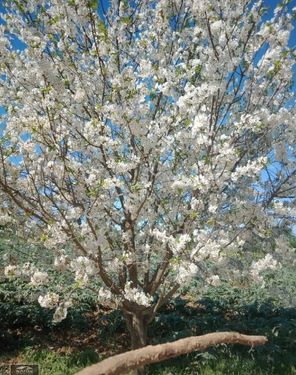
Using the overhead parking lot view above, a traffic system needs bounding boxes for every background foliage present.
[1,258,296,374]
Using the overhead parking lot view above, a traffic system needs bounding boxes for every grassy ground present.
[1,345,296,375]
[1,283,296,374]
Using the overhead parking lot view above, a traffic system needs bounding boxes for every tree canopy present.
[0,0,295,348]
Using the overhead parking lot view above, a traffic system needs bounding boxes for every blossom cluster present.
[123,282,153,307]
[70,256,97,286]
[250,254,279,284]
[0,0,294,322]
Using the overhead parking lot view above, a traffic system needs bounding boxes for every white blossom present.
[53,306,68,323]
[54,251,69,271]
[250,254,279,283]
[73,89,86,103]
[71,256,96,285]
[21,262,37,276]
[123,282,152,307]
[98,287,112,301]
[4,265,21,278]
[30,271,49,286]
[38,292,59,308]
[175,262,198,284]
[206,275,221,287]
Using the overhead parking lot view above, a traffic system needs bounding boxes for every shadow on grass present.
[147,288,296,374]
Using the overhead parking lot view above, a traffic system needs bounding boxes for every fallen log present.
[74,332,267,375]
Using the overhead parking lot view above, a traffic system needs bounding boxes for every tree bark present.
[124,311,148,350]
[74,332,267,375]
[123,310,151,375]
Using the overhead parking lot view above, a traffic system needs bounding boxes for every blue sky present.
[0,0,295,123]
[100,0,296,54]
[0,0,294,50]
[0,0,295,234]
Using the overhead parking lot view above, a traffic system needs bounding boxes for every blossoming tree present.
[0,0,296,350]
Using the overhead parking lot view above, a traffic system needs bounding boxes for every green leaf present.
[120,16,131,25]
[88,0,97,10]
[98,21,108,37]
[195,64,202,75]
[184,118,191,128]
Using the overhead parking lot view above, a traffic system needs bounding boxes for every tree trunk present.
[124,311,150,375]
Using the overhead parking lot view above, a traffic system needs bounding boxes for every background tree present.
[0,0,295,354]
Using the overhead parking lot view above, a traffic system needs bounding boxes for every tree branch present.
[75,332,267,375]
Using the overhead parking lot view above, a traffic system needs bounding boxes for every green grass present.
[5,347,101,375]
[146,349,296,374]
[3,346,296,375]
[2,276,296,374]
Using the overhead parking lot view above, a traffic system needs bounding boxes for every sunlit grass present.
[1,345,295,375]
[10,347,101,375]
[2,271,296,375]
